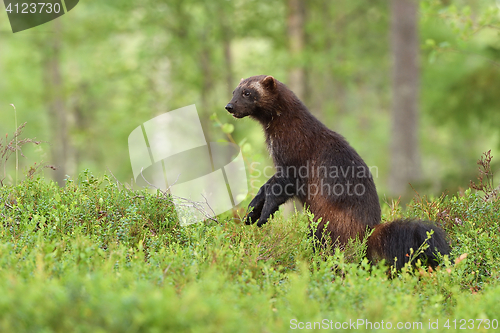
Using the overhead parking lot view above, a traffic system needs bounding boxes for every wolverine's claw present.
[256,218,268,227]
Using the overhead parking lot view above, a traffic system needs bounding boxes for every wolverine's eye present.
[243,91,251,97]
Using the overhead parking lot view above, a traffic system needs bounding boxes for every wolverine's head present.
[225,75,279,123]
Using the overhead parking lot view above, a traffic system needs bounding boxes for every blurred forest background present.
[1,0,499,202]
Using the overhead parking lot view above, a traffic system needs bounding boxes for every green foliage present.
[1,0,499,197]
[1,170,178,253]
[421,0,500,134]
[0,170,499,331]
[1,2,500,328]
[401,191,500,291]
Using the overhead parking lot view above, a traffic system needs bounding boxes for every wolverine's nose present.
[225,103,234,112]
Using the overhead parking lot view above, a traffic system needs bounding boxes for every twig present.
[0,122,42,186]
[106,166,126,189]
[138,168,218,223]
[10,104,18,185]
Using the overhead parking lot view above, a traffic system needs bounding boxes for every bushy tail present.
[367,219,450,270]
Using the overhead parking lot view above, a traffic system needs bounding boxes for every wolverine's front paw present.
[256,217,268,227]
[245,209,259,225]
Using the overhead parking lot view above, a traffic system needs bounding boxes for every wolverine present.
[225,75,449,269]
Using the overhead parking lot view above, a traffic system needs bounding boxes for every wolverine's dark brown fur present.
[225,75,449,269]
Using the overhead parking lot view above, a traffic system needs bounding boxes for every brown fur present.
[225,75,449,269]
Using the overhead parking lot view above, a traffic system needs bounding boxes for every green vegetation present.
[1,0,500,331]
[1,0,499,195]
[0,164,498,332]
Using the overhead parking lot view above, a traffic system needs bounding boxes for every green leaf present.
[242,143,252,153]
[221,123,234,134]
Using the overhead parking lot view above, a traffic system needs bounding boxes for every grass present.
[0,167,499,332]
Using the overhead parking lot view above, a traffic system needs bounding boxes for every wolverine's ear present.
[240,78,244,83]
[261,75,277,91]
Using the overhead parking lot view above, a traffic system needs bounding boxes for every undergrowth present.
[0,152,498,332]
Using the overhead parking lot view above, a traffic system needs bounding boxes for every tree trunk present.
[287,0,305,100]
[388,0,421,196]
[44,19,68,186]
[285,0,306,216]
[219,4,233,98]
